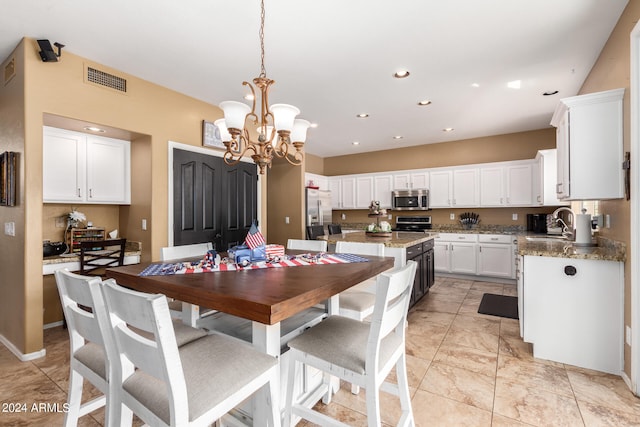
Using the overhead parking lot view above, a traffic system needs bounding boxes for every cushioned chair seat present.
[339,291,377,312]
[287,316,402,375]
[122,333,278,424]
[74,342,106,379]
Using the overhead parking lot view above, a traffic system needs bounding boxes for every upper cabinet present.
[429,168,479,208]
[479,161,533,207]
[533,149,569,206]
[43,126,131,204]
[393,170,429,190]
[551,88,625,200]
[305,173,329,191]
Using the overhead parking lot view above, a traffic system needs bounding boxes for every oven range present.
[393,216,432,232]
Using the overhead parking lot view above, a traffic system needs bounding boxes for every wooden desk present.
[106,254,394,425]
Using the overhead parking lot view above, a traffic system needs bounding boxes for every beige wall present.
[267,158,306,245]
[323,128,556,176]
[578,0,639,378]
[1,38,230,354]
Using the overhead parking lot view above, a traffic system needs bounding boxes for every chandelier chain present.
[259,0,266,78]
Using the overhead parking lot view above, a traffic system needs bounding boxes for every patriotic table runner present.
[139,253,370,276]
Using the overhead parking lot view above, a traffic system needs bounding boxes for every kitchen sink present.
[525,236,571,242]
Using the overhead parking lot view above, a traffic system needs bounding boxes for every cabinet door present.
[410,171,429,189]
[340,177,356,209]
[86,136,131,203]
[374,174,394,208]
[424,248,435,291]
[434,242,450,272]
[477,243,512,278]
[480,167,504,206]
[429,170,452,208]
[329,177,341,209]
[555,110,570,199]
[452,168,479,207]
[533,154,543,205]
[409,253,424,306]
[506,163,532,206]
[355,175,374,209]
[43,127,86,202]
[393,173,410,190]
[450,242,477,274]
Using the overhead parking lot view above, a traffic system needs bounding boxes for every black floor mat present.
[477,293,518,319]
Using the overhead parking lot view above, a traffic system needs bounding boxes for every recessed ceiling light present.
[309,122,319,128]
[507,80,521,89]
[543,90,559,96]
[471,83,480,88]
[417,100,432,106]
[84,126,105,133]
[393,135,403,140]
[352,141,360,146]
[244,93,255,101]
[443,127,454,132]
[393,70,410,78]
[357,113,369,118]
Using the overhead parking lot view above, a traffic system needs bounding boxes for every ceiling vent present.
[86,65,127,93]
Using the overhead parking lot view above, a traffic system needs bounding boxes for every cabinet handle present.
[479,246,482,252]
[500,198,503,204]
[537,195,541,202]
[452,199,456,205]
[556,183,563,193]
[77,188,81,198]
[506,197,510,204]
[564,265,577,276]
[458,237,465,239]
[490,237,498,241]
[89,189,93,198]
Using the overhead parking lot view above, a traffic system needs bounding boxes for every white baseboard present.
[0,334,46,361]
[620,370,637,396]
[44,321,64,329]
[435,273,516,285]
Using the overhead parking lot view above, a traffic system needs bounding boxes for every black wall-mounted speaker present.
[37,39,58,62]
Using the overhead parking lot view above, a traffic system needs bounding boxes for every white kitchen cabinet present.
[373,174,394,208]
[328,177,341,209]
[305,173,329,191]
[533,149,569,206]
[479,161,533,207]
[477,234,514,278]
[434,233,477,275]
[429,170,452,208]
[516,255,524,337]
[551,88,625,200]
[340,177,356,209]
[393,170,429,190]
[43,126,131,204]
[453,168,479,207]
[355,175,374,209]
[522,255,623,374]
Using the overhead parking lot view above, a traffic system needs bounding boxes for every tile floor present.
[1,277,640,426]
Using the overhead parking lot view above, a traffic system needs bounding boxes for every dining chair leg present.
[268,369,281,427]
[63,370,82,427]
[365,375,382,427]
[396,354,415,426]
[284,355,297,427]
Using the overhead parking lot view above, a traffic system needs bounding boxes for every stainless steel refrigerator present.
[305,188,332,231]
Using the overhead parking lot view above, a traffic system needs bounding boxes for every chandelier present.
[216,0,310,174]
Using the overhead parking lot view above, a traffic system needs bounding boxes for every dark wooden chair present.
[327,224,342,235]
[306,225,325,240]
[79,238,127,277]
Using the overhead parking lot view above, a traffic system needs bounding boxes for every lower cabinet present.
[407,240,434,308]
[434,233,478,275]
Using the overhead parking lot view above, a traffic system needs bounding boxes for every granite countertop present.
[517,236,626,262]
[320,231,437,249]
[43,241,142,265]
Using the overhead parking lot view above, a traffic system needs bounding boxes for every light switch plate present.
[512,213,518,221]
[449,213,455,220]
[4,222,15,236]
[141,219,147,231]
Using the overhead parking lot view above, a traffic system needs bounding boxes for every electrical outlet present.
[605,214,611,228]
[341,213,346,220]
[141,219,147,231]
[626,326,632,346]
[512,213,518,221]
[285,216,290,224]
[450,213,455,220]
[4,222,15,236]
[388,214,392,220]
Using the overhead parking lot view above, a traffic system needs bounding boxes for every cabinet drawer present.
[478,234,513,244]
[435,233,478,242]
[406,243,423,258]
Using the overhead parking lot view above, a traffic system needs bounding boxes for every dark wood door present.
[173,149,257,250]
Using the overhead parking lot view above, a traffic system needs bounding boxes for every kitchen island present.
[320,231,438,307]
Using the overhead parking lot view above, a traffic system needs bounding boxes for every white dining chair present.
[100,279,281,427]
[335,241,385,321]
[284,260,417,427]
[54,268,121,427]
[287,238,328,252]
[160,242,215,326]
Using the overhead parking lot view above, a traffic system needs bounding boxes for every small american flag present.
[245,222,265,249]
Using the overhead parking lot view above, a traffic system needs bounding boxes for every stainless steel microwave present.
[392,189,430,211]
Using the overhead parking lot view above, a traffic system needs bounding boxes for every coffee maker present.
[527,214,548,233]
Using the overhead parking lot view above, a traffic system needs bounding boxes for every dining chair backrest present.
[287,238,328,252]
[368,260,417,364]
[327,224,342,235]
[79,238,127,276]
[54,268,116,425]
[160,242,213,261]
[335,241,385,257]
[306,225,325,240]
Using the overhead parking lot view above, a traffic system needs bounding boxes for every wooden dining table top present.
[105,253,394,325]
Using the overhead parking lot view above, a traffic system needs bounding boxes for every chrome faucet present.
[552,207,575,239]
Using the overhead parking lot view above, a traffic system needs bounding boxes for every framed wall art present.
[0,151,17,206]
[202,120,225,149]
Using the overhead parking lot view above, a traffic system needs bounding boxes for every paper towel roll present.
[575,212,592,245]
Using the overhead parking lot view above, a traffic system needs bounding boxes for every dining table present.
[105,251,395,426]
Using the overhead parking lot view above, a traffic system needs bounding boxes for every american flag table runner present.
[139,253,370,276]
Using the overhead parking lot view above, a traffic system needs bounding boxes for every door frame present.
[167,141,262,247]
[630,21,639,396]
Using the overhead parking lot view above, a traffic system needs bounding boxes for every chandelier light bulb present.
[218,101,251,130]
[270,103,300,132]
[291,119,311,143]
[214,118,232,142]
